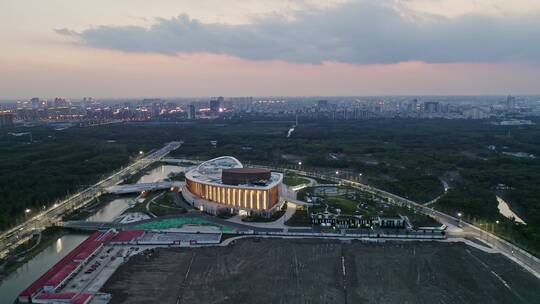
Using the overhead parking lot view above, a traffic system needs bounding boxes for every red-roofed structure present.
[44,262,78,289]
[110,230,145,243]
[18,230,116,303]
[35,292,77,300]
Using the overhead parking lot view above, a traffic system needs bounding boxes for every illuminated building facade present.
[183,156,283,216]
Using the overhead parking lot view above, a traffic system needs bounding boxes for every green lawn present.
[149,193,186,216]
[325,196,358,214]
[285,206,311,227]
[283,176,310,186]
[132,217,234,232]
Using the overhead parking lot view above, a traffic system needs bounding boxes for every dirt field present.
[102,239,540,304]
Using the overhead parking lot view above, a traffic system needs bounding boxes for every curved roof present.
[186,156,282,189]
[188,156,243,184]
[196,156,243,174]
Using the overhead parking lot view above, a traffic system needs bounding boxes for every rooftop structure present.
[185,156,281,189]
[184,156,283,216]
[18,230,135,304]
[222,168,272,186]
[110,230,146,244]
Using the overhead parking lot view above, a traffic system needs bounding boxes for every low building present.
[18,230,116,303]
[379,216,407,228]
[311,212,407,229]
[0,112,14,127]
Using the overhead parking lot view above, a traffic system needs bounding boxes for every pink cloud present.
[0,50,538,98]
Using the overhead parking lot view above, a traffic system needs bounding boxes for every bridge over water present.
[61,220,125,230]
[105,181,185,194]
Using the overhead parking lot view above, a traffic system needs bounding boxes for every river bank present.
[0,227,70,280]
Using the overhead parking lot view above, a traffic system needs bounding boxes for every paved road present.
[0,141,182,258]
[225,201,298,229]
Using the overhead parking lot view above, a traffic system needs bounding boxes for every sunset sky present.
[1,0,539,98]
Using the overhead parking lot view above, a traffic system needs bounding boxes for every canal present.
[0,164,186,303]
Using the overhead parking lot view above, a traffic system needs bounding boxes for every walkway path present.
[145,192,166,218]
[423,178,449,206]
[226,202,297,229]
[442,237,498,254]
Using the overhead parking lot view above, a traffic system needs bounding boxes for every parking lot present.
[59,245,143,297]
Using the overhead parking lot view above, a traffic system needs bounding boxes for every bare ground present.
[101,239,540,304]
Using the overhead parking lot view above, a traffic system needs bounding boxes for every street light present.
[335,170,339,175]
[139,151,144,155]
[457,212,463,227]
[25,208,31,214]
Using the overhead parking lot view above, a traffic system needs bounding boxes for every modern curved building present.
[183,156,283,216]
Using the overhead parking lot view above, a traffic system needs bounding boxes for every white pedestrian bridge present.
[105,181,185,194]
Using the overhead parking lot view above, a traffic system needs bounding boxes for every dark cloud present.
[56,1,540,64]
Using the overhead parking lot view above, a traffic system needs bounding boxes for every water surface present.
[0,234,88,304]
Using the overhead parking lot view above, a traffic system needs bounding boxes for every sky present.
[1,0,539,98]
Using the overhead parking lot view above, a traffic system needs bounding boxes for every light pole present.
[24,208,32,224]
[457,212,462,227]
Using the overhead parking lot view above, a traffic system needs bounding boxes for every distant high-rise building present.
[31,97,40,109]
[317,100,328,108]
[187,104,196,119]
[230,96,253,111]
[463,107,488,119]
[53,97,69,108]
[506,95,516,110]
[210,97,222,113]
[142,98,163,118]
[82,97,94,107]
[0,112,14,127]
[142,98,162,106]
[424,101,440,113]
[408,99,418,113]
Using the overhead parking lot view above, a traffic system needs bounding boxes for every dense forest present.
[0,124,180,230]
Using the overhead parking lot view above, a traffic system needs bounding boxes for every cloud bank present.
[56,1,540,64]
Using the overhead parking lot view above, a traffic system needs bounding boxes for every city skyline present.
[1,0,540,98]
